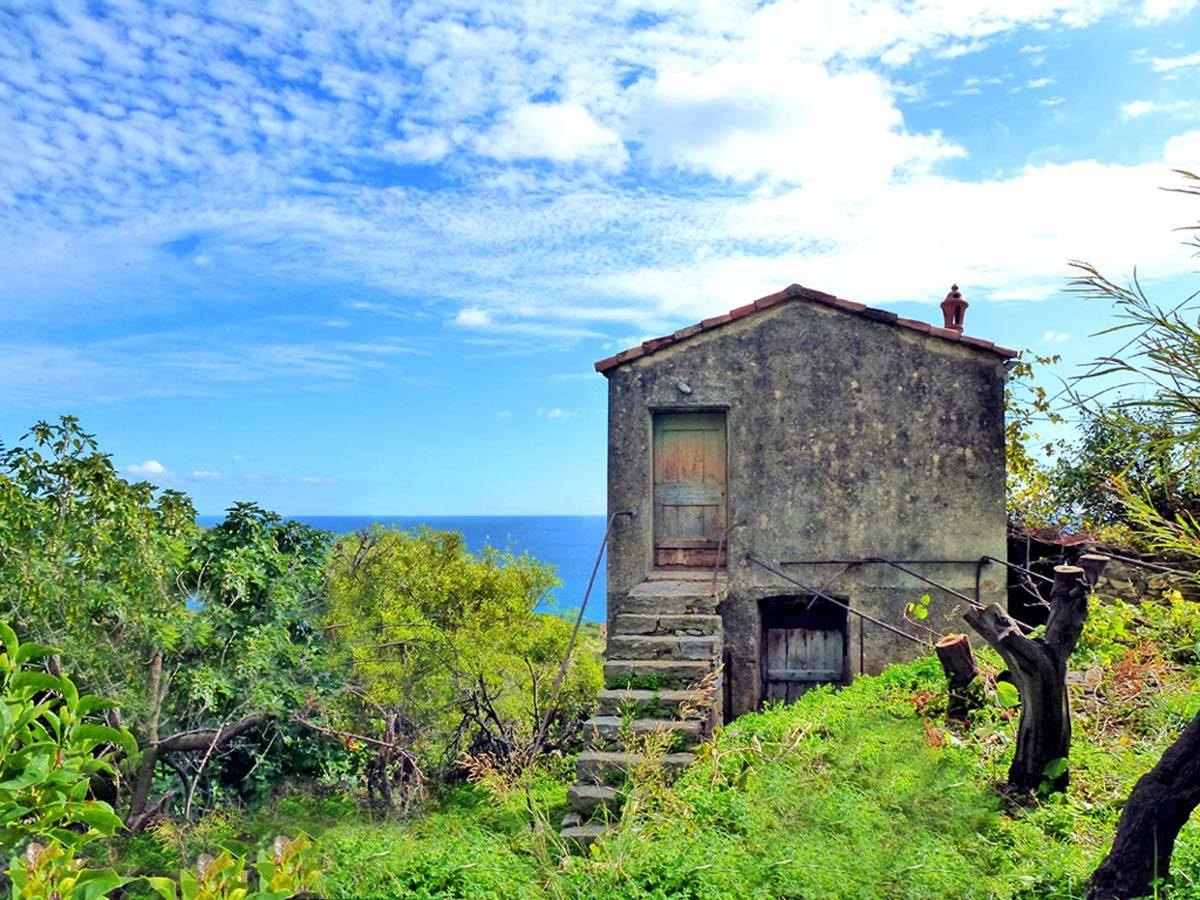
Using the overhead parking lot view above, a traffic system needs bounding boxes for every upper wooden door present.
[652,412,727,568]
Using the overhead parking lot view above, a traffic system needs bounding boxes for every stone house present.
[562,282,1016,839]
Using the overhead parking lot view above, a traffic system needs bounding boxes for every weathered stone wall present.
[604,299,1010,717]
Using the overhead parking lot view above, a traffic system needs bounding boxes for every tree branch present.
[156,711,269,753]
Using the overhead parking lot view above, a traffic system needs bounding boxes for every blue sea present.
[196,514,609,623]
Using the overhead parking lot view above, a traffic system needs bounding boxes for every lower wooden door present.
[761,597,847,703]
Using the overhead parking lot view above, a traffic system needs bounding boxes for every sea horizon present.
[196,513,609,623]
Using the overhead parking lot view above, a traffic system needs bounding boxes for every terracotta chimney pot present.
[941,284,968,332]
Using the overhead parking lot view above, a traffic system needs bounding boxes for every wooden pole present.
[935,633,979,722]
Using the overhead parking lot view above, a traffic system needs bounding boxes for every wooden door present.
[653,412,727,568]
[763,626,845,703]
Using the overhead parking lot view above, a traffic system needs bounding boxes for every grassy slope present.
[121,597,1200,899]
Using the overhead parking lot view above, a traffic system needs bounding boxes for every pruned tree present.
[1087,711,1200,898]
[964,555,1108,793]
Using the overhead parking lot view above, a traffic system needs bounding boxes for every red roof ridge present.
[595,282,1017,374]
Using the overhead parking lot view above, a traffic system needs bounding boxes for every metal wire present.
[1101,551,1198,579]
[529,508,633,760]
[866,557,1038,633]
[981,555,1055,584]
[747,554,924,646]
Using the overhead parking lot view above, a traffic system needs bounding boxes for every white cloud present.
[477,102,626,169]
[454,307,493,328]
[1140,0,1198,21]
[298,476,335,484]
[1148,50,1200,72]
[538,407,575,420]
[1044,330,1071,343]
[631,57,963,188]
[127,460,166,476]
[1040,97,1066,107]
[1164,130,1200,167]
[190,469,223,479]
[3,0,1200,394]
[1027,78,1055,88]
[602,140,1198,319]
[496,409,512,419]
[1122,99,1193,117]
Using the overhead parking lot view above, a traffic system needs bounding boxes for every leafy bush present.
[324,527,601,801]
[145,834,320,900]
[0,622,137,897]
[0,621,134,854]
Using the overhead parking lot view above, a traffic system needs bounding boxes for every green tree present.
[0,416,194,721]
[0,418,337,828]
[1052,405,1200,538]
[0,622,136,898]
[127,503,335,827]
[323,527,600,808]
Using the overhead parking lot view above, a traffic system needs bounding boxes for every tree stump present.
[935,633,979,722]
[1087,711,1200,899]
[963,554,1109,794]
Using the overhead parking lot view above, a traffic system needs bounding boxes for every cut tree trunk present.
[963,554,1108,794]
[1087,711,1200,899]
[935,633,980,722]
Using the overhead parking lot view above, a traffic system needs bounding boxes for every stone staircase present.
[561,577,724,845]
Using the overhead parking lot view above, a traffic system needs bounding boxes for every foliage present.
[0,621,134,854]
[0,416,195,725]
[0,416,340,824]
[1050,406,1200,542]
[212,585,1200,898]
[0,622,138,897]
[9,840,131,899]
[1005,352,1067,527]
[144,834,320,900]
[324,527,601,794]
[1068,171,1200,546]
[141,502,336,817]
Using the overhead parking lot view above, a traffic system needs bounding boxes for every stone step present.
[647,571,724,584]
[596,688,709,718]
[616,580,720,616]
[566,783,624,816]
[576,749,697,785]
[614,613,722,636]
[561,821,610,848]
[583,716,704,750]
[603,658,716,690]
[606,634,721,661]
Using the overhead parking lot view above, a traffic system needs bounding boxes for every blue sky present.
[2,0,1199,515]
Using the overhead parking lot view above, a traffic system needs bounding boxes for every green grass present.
[114,595,1200,898]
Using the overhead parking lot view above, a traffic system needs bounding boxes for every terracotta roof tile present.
[594,282,1019,374]
[895,317,932,333]
[700,312,733,329]
[641,336,673,353]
